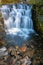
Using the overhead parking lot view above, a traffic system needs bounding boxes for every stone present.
[0,47,8,57]
[10,57,16,65]
[3,56,8,61]
[33,6,43,39]
[15,61,20,65]
[0,40,5,47]
[0,47,7,51]
[8,47,16,56]
[20,56,31,65]
[15,46,19,49]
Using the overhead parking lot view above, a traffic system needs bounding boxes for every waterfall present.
[0,4,34,40]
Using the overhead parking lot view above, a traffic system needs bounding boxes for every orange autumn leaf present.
[20,46,27,52]
[21,64,26,65]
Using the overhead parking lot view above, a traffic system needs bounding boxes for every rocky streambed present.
[0,35,43,65]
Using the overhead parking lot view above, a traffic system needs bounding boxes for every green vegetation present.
[28,0,43,5]
[0,0,43,5]
[0,0,20,4]
[33,6,43,38]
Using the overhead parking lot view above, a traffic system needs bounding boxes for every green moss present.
[33,6,43,38]
[0,0,43,5]
[0,13,2,17]
[28,0,43,5]
[0,0,20,4]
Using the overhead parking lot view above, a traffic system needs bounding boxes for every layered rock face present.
[0,17,6,47]
[33,5,43,38]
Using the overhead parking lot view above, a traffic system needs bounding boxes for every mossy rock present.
[33,5,43,38]
[0,0,20,4]
[0,0,43,5]
[28,0,43,5]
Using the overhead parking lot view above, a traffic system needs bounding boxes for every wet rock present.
[0,39,5,47]
[15,60,20,65]
[15,46,19,49]
[3,56,8,61]
[0,47,8,57]
[8,47,16,56]
[0,17,6,47]
[0,47,6,51]
[24,48,35,58]
[33,6,43,39]
[10,57,16,65]
[0,62,8,65]
[20,56,31,65]
[17,52,23,57]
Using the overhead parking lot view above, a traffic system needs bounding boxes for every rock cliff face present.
[0,17,6,47]
[32,5,43,38]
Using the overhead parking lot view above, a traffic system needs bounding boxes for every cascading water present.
[0,4,34,46]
